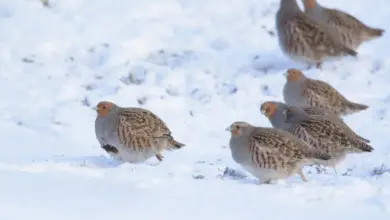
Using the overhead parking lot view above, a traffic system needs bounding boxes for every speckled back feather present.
[249,127,330,169]
[304,1,385,49]
[286,112,373,155]
[303,79,368,115]
[116,107,183,150]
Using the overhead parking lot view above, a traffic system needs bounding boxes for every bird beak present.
[282,109,287,115]
[261,109,266,115]
[283,72,289,77]
[225,126,232,131]
[92,106,98,111]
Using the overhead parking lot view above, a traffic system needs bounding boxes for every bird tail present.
[167,139,185,150]
[343,101,369,115]
[353,140,374,153]
[357,135,370,143]
[367,28,384,38]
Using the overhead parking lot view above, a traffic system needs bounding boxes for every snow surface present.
[1,0,390,219]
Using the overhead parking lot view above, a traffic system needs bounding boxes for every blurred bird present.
[276,0,357,69]
[302,0,384,50]
[226,121,330,184]
[94,101,185,164]
[283,68,369,116]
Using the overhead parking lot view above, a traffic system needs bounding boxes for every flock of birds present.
[93,0,385,184]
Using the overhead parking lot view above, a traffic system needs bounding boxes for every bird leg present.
[298,170,307,182]
[333,168,338,175]
[155,154,164,162]
[315,62,322,70]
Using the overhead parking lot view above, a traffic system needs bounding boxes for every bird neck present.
[285,110,310,124]
[304,0,323,14]
[280,0,301,12]
[271,111,293,130]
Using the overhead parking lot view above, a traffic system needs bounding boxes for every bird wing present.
[316,115,370,144]
[304,79,347,107]
[303,106,334,116]
[116,108,173,147]
[250,128,306,160]
[285,14,339,54]
[326,8,367,31]
[292,118,352,153]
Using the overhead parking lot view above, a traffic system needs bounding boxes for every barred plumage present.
[302,0,384,50]
[260,101,370,143]
[283,107,373,168]
[227,121,330,184]
[94,101,185,164]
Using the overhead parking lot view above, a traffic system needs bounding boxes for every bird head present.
[260,101,279,119]
[284,68,305,82]
[93,101,116,117]
[225,121,252,136]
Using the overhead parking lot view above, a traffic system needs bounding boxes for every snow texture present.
[1,0,390,219]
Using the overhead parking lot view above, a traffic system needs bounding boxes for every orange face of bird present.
[226,124,241,136]
[93,101,113,117]
[303,0,316,9]
[260,102,277,119]
[285,69,303,82]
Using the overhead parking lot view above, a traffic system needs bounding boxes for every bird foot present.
[155,154,164,162]
[298,170,307,182]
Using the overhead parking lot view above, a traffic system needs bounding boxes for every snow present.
[1,0,390,219]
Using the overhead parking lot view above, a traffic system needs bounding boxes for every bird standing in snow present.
[275,0,357,69]
[226,121,330,184]
[301,0,385,50]
[283,69,369,116]
[260,101,370,144]
[282,107,373,169]
[94,101,185,164]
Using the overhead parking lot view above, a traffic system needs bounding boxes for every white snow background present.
[1,0,390,219]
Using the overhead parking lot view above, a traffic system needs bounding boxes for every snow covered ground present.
[1,0,390,219]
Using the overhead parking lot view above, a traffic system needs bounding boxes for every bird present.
[94,101,185,164]
[282,107,373,169]
[283,68,369,116]
[275,0,357,69]
[260,101,370,143]
[301,0,384,50]
[226,121,330,184]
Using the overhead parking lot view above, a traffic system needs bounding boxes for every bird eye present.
[235,125,239,129]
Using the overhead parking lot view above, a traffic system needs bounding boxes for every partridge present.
[302,0,384,50]
[276,0,357,69]
[94,101,185,163]
[283,68,368,116]
[283,107,373,168]
[260,101,370,143]
[226,121,330,184]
